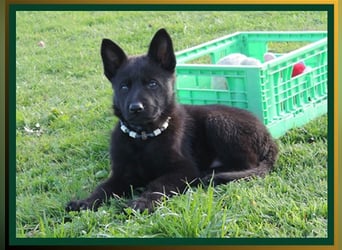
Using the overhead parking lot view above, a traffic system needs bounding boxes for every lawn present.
[15,10,328,238]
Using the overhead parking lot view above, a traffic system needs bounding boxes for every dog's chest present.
[115,138,169,179]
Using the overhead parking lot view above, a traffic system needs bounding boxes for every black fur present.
[66,29,278,213]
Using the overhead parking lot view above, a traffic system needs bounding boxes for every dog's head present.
[101,29,176,131]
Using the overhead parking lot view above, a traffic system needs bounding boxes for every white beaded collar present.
[119,117,171,140]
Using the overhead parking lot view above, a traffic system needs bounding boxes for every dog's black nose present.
[129,102,144,113]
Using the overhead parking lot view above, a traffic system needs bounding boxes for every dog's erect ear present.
[101,39,127,80]
[147,29,176,72]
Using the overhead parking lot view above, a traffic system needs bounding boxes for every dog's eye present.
[120,83,129,92]
[147,80,158,89]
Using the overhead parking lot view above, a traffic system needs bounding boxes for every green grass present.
[15,11,328,238]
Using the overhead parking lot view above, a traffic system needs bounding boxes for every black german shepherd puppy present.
[66,29,278,213]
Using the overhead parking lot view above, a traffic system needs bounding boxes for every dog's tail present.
[202,142,278,185]
[203,163,271,185]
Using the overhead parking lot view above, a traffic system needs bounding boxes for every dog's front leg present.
[129,169,198,213]
[66,174,130,212]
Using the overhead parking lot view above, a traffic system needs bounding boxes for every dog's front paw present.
[65,200,94,212]
[128,197,155,213]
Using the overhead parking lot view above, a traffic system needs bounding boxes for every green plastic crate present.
[175,31,327,138]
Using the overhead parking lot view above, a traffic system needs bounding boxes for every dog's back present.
[182,104,277,183]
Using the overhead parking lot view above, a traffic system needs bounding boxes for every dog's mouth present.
[124,121,147,133]
[124,114,162,133]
